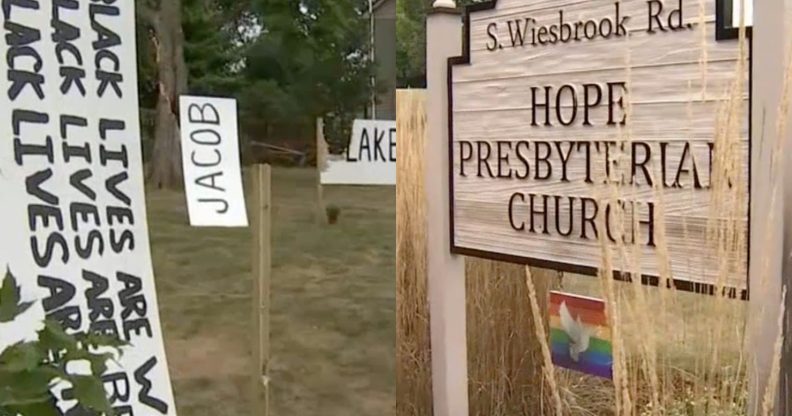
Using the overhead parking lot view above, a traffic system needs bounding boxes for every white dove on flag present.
[559,301,592,362]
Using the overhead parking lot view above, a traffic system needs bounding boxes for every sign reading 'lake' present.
[321,119,396,185]
[449,0,750,292]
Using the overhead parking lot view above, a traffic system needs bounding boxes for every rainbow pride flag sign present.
[549,291,613,379]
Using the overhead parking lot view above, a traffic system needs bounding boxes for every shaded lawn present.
[148,167,395,416]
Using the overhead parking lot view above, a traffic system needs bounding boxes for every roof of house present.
[372,0,393,11]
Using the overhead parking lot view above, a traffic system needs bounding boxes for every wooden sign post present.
[748,2,791,415]
[426,3,469,416]
[316,118,327,224]
[250,164,272,416]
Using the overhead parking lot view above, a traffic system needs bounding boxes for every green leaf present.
[86,353,114,377]
[0,342,43,372]
[0,269,33,323]
[70,375,112,414]
[4,394,59,416]
[80,331,128,351]
[37,320,78,352]
[61,349,112,378]
[0,368,56,405]
[0,278,120,415]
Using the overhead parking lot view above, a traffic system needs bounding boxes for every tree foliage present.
[137,0,245,107]
[137,0,376,158]
[183,0,247,95]
[0,270,124,416]
[396,0,429,88]
[396,0,481,87]
[240,0,375,125]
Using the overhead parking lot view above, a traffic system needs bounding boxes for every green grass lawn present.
[147,167,395,416]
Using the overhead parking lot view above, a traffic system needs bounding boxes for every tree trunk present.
[148,0,188,189]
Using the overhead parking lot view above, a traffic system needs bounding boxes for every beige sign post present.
[749,2,792,415]
[426,2,469,416]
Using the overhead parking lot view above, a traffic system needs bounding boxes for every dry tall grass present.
[467,261,559,416]
[396,5,789,414]
[396,89,434,416]
[548,6,766,416]
[395,89,566,416]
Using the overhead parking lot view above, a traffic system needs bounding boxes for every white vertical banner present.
[179,96,248,227]
[320,119,396,185]
[0,1,177,415]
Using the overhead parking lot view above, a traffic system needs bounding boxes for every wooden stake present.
[316,118,327,225]
[250,164,272,416]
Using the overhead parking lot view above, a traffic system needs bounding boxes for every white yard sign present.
[0,1,177,414]
[321,119,397,185]
[179,96,248,227]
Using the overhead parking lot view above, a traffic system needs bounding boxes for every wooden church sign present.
[448,0,751,295]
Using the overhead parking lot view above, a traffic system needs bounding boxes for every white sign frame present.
[716,0,753,39]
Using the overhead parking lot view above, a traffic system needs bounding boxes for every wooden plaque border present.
[715,0,753,40]
[446,0,753,300]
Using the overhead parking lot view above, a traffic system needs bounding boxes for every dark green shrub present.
[0,269,124,415]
